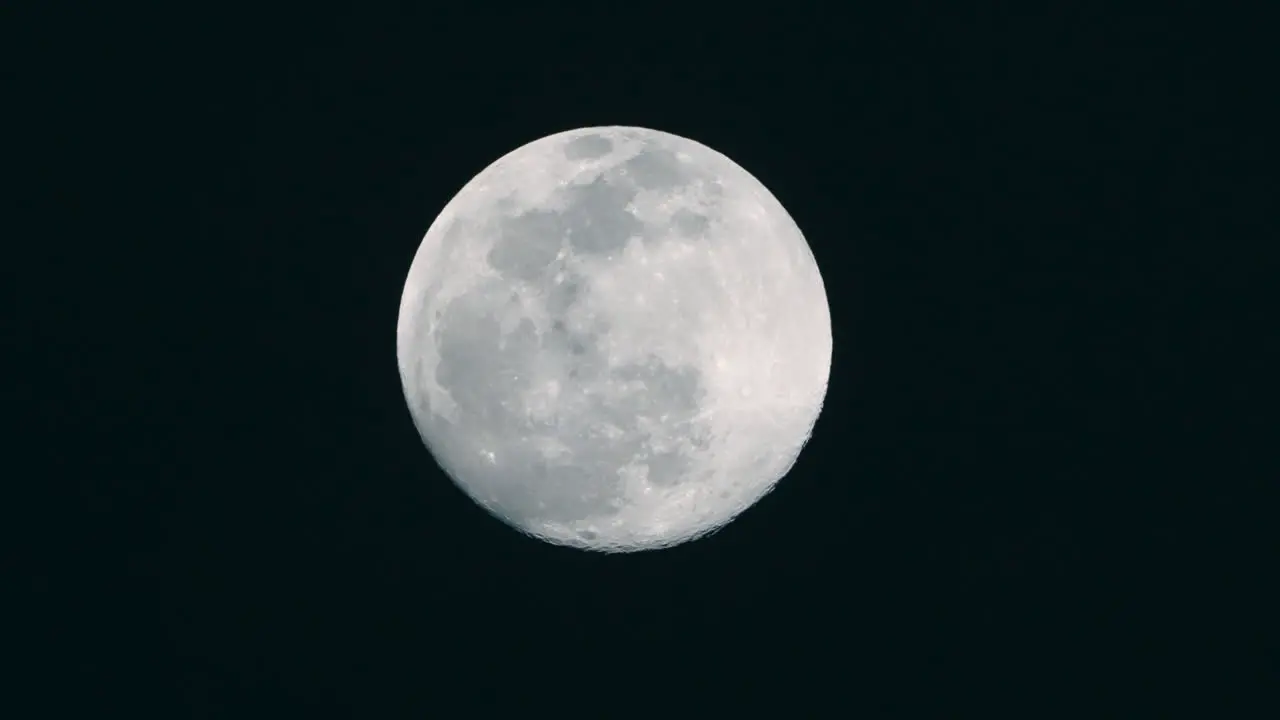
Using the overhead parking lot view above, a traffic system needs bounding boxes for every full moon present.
[397,126,832,552]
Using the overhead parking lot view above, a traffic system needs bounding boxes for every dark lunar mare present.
[425,143,722,528]
[429,280,710,528]
[562,133,614,160]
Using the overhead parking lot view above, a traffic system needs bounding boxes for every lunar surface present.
[397,126,831,552]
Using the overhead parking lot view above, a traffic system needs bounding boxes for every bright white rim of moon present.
[397,126,832,552]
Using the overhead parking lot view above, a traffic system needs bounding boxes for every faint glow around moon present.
[397,125,832,552]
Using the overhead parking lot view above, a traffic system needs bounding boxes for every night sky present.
[24,5,1266,715]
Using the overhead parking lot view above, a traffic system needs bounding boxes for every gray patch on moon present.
[488,142,715,284]
[544,273,584,318]
[433,289,537,434]
[563,133,614,160]
[487,209,565,282]
[488,168,647,277]
[559,177,645,258]
[646,450,692,488]
[670,207,711,237]
[428,285,625,526]
[603,359,708,488]
[429,267,712,526]
[619,145,692,190]
[428,140,720,525]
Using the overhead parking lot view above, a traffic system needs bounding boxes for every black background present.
[18,4,1271,716]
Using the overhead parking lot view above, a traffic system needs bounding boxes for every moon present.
[397,126,832,552]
